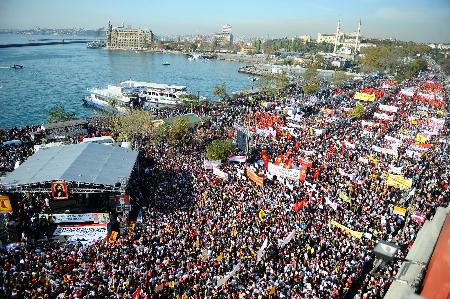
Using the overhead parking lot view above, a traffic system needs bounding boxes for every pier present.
[0,39,90,48]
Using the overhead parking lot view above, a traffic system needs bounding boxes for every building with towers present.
[106,21,153,50]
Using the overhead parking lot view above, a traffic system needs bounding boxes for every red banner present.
[51,181,69,200]
[299,165,307,183]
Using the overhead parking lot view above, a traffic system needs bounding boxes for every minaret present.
[354,19,361,53]
[333,20,341,54]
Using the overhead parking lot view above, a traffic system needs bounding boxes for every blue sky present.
[0,0,449,42]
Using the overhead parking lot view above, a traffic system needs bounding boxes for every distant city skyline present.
[0,0,449,43]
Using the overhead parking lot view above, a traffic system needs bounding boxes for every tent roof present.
[1,143,138,187]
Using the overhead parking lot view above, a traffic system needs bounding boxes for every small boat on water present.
[11,64,23,69]
[86,40,105,49]
[162,62,170,66]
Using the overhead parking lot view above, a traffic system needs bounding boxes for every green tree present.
[206,139,236,161]
[167,117,190,146]
[302,65,321,95]
[257,73,290,97]
[332,71,352,86]
[47,104,77,123]
[109,110,154,142]
[213,84,229,101]
[396,58,428,81]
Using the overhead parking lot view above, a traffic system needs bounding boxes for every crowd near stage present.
[0,142,138,244]
[0,72,448,298]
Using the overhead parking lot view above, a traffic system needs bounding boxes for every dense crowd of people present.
[0,70,448,298]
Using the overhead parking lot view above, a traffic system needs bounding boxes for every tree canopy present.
[109,110,154,142]
[206,139,236,161]
[213,84,229,101]
[47,105,77,124]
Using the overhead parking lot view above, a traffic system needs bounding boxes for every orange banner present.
[0,195,13,213]
[246,168,264,186]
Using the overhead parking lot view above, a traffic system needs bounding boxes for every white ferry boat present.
[119,80,190,107]
[83,81,193,113]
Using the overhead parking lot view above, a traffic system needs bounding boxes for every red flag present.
[284,160,293,169]
[299,165,307,183]
[295,140,300,149]
[293,200,307,212]
[274,154,284,165]
[132,286,141,299]
[261,150,269,169]
[341,141,346,155]
[328,144,335,158]
[312,167,320,180]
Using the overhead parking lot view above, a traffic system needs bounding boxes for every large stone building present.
[214,24,233,47]
[106,22,153,50]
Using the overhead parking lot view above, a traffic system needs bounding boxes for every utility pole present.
[333,20,341,54]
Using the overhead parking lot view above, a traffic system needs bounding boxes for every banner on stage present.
[51,181,69,200]
[40,213,109,224]
[330,220,363,239]
[0,195,13,213]
[53,224,107,242]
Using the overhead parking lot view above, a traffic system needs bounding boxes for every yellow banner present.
[385,173,413,190]
[0,195,13,213]
[393,206,407,216]
[354,92,376,102]
[330,220,363,239]
[415,134,427,144]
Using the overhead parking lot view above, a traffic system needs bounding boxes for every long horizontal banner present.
[372,145,398,157]
[354,92,376,102]
[330,220,363,239]
[379,104,398,113]
[384,173,413,190]
[228,155,246,163]
[374,112,394,121]
[268,162,300,181]
[53,224,108,242]
[40,213,109,224]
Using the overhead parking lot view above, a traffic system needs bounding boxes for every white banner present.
[228,155,246,163]
[256,127,276,137]
[216,263,243,288]
[372,145,398,157]
[257,238,269,262]
[325,198,338,210]
[279,229,296,248]
[213,167,229,181]
[400,87,416,97]
[344,140,356,149]
[42,213,109,224]
[204,159,222,169]
[374,112,394,121]
[379,104,398,113]
[268,162,301,181]
[53,224,107,242]
[405,149,422,159]
[384,135,402,146]
[388,165,403,175]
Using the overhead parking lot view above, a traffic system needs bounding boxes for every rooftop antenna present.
[354,19,362,54]
[333,20,341,54]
